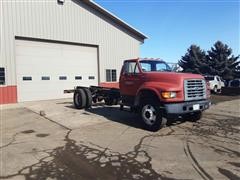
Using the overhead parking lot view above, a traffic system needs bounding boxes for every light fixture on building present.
[57,0,65,4]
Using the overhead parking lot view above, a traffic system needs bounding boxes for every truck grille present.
[184,79,206,101]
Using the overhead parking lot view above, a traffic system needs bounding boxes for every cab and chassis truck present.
[66,58,211,131]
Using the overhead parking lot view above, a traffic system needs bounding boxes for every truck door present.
[120,61,142,97]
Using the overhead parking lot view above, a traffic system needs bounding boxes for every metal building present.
[0,0,147,104]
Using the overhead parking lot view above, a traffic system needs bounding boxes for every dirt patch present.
[21,130,35,134]
[82,112,91,115]
[36,133,50,138]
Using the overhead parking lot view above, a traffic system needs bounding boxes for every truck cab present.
[120,58,211,131]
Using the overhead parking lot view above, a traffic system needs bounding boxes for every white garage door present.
[15,39,98,102]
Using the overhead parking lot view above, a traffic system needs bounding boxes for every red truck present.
[66,58,211,131]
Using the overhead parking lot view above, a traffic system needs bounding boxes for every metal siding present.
[1,0,140,86]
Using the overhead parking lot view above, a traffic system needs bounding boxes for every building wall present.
[0,0,141,89]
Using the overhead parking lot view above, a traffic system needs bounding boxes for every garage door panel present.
[16,45,61,58]
[17,58,98,74]
[16,39,98,102]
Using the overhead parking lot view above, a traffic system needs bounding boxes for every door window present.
[124,62,139,74]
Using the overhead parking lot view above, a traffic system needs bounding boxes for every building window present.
[59,76,67,80]
[88,76,95,80]
[42,76,50,80]
[106,69,117,82]
[75,76,82,80]
[57,0,65,5]
[23,76,32,81]
[112,70,117,81]
[0,67,5,85]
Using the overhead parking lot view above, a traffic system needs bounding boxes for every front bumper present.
[164,99,211,115]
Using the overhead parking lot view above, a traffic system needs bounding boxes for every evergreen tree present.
[179,45,209,74]
[207,41,240,80]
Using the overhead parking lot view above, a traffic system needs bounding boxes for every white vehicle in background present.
[204,75,225,93]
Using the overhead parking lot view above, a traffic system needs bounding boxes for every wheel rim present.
[142,104,157,126]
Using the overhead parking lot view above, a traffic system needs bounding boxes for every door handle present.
[125,81,134,85]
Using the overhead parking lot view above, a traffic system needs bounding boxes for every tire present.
[120,104,124,111]
[140,99,167,131]
[213,86,218,94]
[83,88,92,109]
[185,111,202,122]
[73,89,87,109]
[217,88,222,94]
[192,111,202,122]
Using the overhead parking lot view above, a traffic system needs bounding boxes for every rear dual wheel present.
[84,88,92,108]
[73,88,92,109]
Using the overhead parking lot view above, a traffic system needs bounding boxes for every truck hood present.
[143,72,204,85]
[139,72,207,103]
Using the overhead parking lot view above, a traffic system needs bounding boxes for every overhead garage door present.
[15,39,98,102]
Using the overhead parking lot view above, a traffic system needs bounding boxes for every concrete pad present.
[1,97,240,179]
[1,108,68,177]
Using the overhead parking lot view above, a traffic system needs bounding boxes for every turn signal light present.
[161,91,177,99]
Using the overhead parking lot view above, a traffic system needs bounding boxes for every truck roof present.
[124,58,164,62]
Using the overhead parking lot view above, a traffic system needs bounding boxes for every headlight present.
[161,91,177,99]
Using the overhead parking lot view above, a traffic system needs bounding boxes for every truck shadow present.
[85,105,186,130]
[87,106,143,129]
[64,102,187,130]
[64,103,146,129]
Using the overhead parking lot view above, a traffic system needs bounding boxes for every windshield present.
[140,60,172,72]
[205,76,214,81]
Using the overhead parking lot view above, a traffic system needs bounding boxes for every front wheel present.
[140,101,167,131]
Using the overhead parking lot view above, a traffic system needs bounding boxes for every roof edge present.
[84,0,148,41]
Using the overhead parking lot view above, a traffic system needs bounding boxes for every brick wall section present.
[0,86,17,104]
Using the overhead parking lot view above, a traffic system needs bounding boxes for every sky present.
[95,0,239,63]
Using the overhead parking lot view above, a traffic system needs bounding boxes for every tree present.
[207,41,240,80]
[179,45,209,74]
